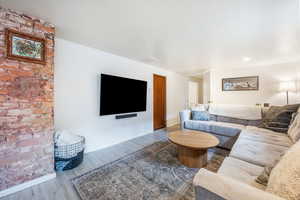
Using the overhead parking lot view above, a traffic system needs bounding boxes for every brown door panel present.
[153,74,166,130]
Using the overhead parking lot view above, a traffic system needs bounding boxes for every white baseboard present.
[0,173,56,198]
[167,118,179,127]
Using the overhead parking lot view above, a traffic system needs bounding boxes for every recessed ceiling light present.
[243,57,252,62]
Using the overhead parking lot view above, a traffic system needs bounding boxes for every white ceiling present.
[1,0,300,76]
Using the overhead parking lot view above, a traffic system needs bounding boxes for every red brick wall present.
[0,7,55,191]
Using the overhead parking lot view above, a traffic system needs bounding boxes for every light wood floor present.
[1,126,181,200]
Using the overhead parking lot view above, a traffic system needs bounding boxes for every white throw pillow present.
[267,140,300,200]
[288,113,300,143]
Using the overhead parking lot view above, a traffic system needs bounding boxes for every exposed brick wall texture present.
[0,7,55,191]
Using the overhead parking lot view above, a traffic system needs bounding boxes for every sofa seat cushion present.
[184,120,211,132]
[184,120,244,137]
[218,157,265,190]
[230,137,289,167]
[209,121,245,137]
[241,127,293,147]
[246,126,283,135]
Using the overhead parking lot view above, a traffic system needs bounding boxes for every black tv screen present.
[100,74,147,116]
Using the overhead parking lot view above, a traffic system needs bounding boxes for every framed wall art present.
[222,76,259,91]
[5,29,46,64]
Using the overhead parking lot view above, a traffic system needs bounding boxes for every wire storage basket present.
[54,134,85,171]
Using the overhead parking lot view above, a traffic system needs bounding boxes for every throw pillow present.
[259,104,300,133]
[255,152,284,186]
[255,166,273,186]
[266,140,300,200]
[288,113,300,143]
[191,111,210,121]
[290,112,298,127]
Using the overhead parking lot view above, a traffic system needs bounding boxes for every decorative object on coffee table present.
[222,76,259,91]
[54,131,85,171]
[5,29,46,64]
[168,130,219,168]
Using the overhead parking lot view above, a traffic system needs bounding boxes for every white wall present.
[202,71,211,104]
[208,63,300,106]
[188,81,199,107]
[189,77,203,104]
[54,39,188,152]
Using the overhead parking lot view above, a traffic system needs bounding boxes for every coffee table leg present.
[178,146,207,168]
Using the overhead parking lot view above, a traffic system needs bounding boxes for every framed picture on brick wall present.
[5,29,46,64]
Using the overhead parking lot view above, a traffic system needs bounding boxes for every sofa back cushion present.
[288,113,300,143]
[209,104,262,120]
[216,115,249,126]
[259,104,300,133]
[191,111,210,121]
[266,140,300,200]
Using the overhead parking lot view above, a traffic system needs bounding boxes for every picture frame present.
[222,76,259,91]
[5,29,46,64]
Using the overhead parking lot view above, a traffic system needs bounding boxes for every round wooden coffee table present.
[168,130,219,168]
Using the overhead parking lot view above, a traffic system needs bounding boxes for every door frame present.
[153,74,167,130]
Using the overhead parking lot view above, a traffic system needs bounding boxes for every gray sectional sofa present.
[179,104,300,200]
[180,104,262,150]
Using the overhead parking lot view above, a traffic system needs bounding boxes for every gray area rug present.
[72,141,226,200]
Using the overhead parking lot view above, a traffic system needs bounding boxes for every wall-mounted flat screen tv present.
[100,74,147,116]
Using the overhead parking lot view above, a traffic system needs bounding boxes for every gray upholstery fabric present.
[259,104,300,133]
[184,120,243,137]
[255,152,284,187]
[209,121,244,137]
[209,114,218,121]
[179,110,191,129]
[247,119,262,127]
[218,157,265,190]
[192,111,210,121]
[184,120,240,149]
[241,128,293,147]
[216,115,262,126]
[217,115,248,126]
[195,186,225,200]
[193,169,285,200]
[184,120,211,132]
[230,137,289,167]
[214,134,239,149]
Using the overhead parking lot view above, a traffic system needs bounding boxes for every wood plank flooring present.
[1,126,180,200]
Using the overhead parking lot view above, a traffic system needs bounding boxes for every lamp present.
[279,81,296,105]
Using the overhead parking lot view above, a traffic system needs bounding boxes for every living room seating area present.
[180,104,300,200]
[1,1,300,200]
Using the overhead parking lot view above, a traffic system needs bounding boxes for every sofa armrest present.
[179,110,191,129]
[193,169,285,200]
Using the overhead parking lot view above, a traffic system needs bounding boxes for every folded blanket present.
[55,130,83,146]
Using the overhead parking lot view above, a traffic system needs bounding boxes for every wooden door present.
[153,74,166,130]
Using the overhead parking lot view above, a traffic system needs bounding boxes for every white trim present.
[0,173,56,198]
[167,117,179,127]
